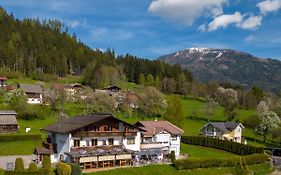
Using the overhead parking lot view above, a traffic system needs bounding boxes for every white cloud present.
[208,12,243,31]
[257,0,281,15]
[67,19,87,28]
[239,15,262,30]
[148,0,227,26]
[197,24,206,32]
[244,35,256,42]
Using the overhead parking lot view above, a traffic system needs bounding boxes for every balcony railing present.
[204,131,217,137]
[72,131,137,138]
[42,141,57,153]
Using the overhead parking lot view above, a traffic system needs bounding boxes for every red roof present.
[0,77,7,81]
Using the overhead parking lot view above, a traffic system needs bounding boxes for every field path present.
[270,156,281,175]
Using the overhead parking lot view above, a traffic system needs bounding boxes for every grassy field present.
[0,140,42,155]
[180,143,237,158]
[85,163,273,175]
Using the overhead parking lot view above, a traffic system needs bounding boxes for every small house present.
[0,110,18,134]
[18,84,43,104]
[135,120,184,158]
[101,85,121,94]
[200,122,245,143]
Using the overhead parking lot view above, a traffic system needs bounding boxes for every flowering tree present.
[217,87,238,120]
[255,101,281,143]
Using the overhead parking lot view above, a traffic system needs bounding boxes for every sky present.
[1,0,281,60]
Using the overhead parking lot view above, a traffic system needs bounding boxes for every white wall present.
[170,135,181,158]
[53,133,71,162]
[123,132,141,151]
[27,94,43,104]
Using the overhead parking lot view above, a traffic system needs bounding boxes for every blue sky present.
[1,0,281,60]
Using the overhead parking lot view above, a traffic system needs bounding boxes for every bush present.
[181,136,264,155]
[28,163,38,172]
[171,151,176,164]
[0,134,41,142]
[56,163,71,175]
[42,155,51,171]
[174,154,269,170]
[69,163,82,175]
[243,115,260,128]
[14,158,24,171]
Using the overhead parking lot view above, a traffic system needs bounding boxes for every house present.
[39,113,142,170]
[200,122,245,143]
[134,120,184,159]
[0,110,18,134]
[101,85,121,94]
[0,77,7,89]
[64,83,83,95]
[18,84,43,104]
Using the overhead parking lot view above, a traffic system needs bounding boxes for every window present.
[127,138,135,145]
[92,139,98,146]
[108,126,113,131]
[86,140,90,147]
[108,138,114,145]
[102,140,106,145]
[74,139,80,147]
[104,125,108,131]
[171,136,177,141]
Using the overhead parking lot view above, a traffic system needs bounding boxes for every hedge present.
[0,134,41,142]
[175,153,269,170]
[181,136,264,155]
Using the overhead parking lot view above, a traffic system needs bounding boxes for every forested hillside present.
[0,7,192,90]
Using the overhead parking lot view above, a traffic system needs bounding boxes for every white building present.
[38,114,184,170]
[18,84,43,104]
[200,122,245,144]
[135,120,184,159]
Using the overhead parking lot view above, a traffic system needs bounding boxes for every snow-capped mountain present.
[158,48,281,92]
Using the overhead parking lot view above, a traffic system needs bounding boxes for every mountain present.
[158,48,281,92]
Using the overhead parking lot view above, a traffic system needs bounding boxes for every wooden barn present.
[0,110,19,134]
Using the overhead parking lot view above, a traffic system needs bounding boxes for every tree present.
[28,162,38,171]
[204,97,217,121]
[137,86,166,117]
[255,101,281,143]
[146,74,154,86]
[5,89,27,112]
[138,73,145,85]
[164,95,184,128]
[42,155,51,171]
[161,77,176,93]
[217,87,238,120]
[56,162,71,175]
[154,76,161,89]
[14,158,24,171]
[177,73,189,95]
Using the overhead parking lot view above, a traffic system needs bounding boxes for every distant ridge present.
[158,48,281,92]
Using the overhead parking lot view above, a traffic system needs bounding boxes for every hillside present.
[158,48,281,93]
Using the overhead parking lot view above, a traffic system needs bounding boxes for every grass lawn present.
[84,163,273,175]
[181,143,237,158]
[0,140,42,155]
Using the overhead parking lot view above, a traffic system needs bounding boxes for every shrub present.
[181,136,264,155]
[174,154,269,170]
[14,158,24,171]
[28,162,38,171]
[42,155,51,170]
[69,163,82,175]
[56,163,71,175]
[171,151,176,164]
[0,134,41,142]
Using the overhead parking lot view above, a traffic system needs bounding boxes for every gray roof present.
[0,115,18,125]
[0,110,17,115]
[43,113,139,134]
[202,122,244,133]
[19,84,43,93]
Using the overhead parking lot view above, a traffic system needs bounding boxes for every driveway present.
[0,155,36,170]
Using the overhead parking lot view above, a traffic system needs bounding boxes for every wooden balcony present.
[42,141,57,153]
[72,131,137,138]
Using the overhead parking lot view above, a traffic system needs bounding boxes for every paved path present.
[270,156,281,175]
[0,155,36,170]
